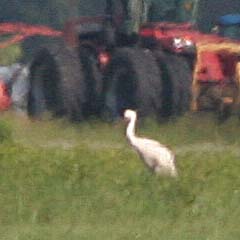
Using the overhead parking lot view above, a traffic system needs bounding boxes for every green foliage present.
[0,113,240,239]
[0,120,12,143]
[0,44,22,65]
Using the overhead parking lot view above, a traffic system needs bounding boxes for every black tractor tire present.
[28,41,86,121]
[78,46,103,117]
[154,51,192,118]
[103,47,162,120]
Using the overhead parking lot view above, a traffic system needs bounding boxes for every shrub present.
[0,43,22,65]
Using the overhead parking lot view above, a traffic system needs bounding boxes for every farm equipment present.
[26,1,164,121]
[138,18,240,119]
[25,0,193,120]
[103,13,240,120]
[2,0,240,121]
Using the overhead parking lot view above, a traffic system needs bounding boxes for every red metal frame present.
[0,22,62,48]
[140,22,240,83]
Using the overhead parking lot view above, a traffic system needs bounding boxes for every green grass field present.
[0,111,240,240]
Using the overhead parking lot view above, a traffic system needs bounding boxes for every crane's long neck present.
[126,116,137,144]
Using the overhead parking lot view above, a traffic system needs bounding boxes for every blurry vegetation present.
[195,0,240,32]
[0,112,240,239]
[0,44,22,65]
[0,119,12,143]
[0,0,239,31]
[1,0,239,61]
[0,0,196,62]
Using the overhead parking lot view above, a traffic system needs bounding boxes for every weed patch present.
[0,112,240,239]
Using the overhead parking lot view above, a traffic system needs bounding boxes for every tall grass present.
[0,112,240,239]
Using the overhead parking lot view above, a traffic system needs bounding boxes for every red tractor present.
[138,19,240,120]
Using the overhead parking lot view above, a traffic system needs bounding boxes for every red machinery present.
[0,22,62,48]
[139,21,240,118]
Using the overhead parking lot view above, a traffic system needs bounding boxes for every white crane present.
[124,109,177,177]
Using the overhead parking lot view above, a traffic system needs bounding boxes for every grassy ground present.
[0,111,240,240]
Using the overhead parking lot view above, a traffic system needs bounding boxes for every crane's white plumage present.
[124,109,177,177]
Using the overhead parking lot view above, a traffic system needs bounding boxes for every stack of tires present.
[28,41,102,121]
[27,43,192,121]
[153,51,192,118]
[103,47,162,119]
[103,47,192,120]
